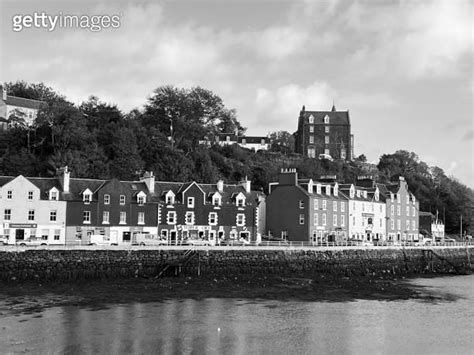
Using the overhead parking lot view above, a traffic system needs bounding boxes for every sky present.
[1,0,473,187]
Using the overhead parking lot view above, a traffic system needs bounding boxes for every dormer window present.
[350,186,355,198]
[390,193,394,202]
[316,184,321,194]
[397,194,401,203]
[187,197,195,208]
[137,191,146,205]
[165,191,175,204]
[325,185,330,196]
[375,191,379,201]
[83,189,92,204]
[308,115,314,124]
[334,184,338,196]
[363,191,367,198]
[212,193,222,206]
[236,194,246,207]
[49,188,59,201]
[324,115,330,124]
[356,190,361,198]
[104,194,110,205]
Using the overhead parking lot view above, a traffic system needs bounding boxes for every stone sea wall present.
[0,247,472,282]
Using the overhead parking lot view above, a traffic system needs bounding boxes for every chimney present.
[58,166,70,193]
[217,180,224,193]
[278,168,298,186]
[140,171,155,193]
[240,176,251,193]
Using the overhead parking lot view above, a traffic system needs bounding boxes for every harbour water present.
[1,275,473,354]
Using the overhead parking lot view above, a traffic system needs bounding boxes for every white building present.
[0,85,43,129]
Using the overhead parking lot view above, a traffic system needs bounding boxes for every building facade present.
[0,85,43,129]
[419,211,445,241]
[0,175,67,245]
[266,169,349,243]
[294,105,353,160]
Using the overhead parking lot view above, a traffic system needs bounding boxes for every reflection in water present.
[2,275,474,354]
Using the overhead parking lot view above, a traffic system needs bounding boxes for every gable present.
[181,181,206,201]
[2,175,40,194]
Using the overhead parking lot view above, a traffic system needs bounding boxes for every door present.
[15,229,25,241]
[170,231,177,245]
[110,231,118,244]
[123,231,131,243]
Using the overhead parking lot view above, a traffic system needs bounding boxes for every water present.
[1,275,473,354]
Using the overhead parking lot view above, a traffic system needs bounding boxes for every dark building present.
[294,104,353,160]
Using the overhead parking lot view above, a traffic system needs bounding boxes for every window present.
[322,200,327,210]
[299,200,304,209]
[209,212,218,225]
[353,216,356,226]
[187,197,195,208]
[103,211,109,224]
[299,214,305,225]
[138,212,145,224]
[30,229,36,238]
[391,205,394,216]
[397,220,401,230]
[4,209,11,221]
[120,195,126,205]
[50,190,58,200]
[341,202,345,212]
[104,194,110,204]
[308,115,314,124]
[313,213,318,226]
[281,230,288,239]
[161,230,168,238]
[138,195,145,205]
[324,148,330,155]
[185,211,194,225]
[406,195,409,204]
[325,126,330,133]
[166,193,175,204]
[167,211,176,224]
[309,125,314,133]
[28,209,35,221]
[325,136,329,144]
[83,193,91,204]
[236,213,245,226]
[309,135,314,144]
[380,218,383,227]
[397,194,401,203]
[333,201,337,212]
[406,207,409,217]
[324,115,329,124]
[54,229,60,241]
[41,229,49,240]
[341,215,345,227]
[412,220,416,230]
[83,211,91,224]
[341,149,346,159]
[308,148,316,158]
[28,191,34,200]
[333,215,337,226]
[314,199,319,209]
[397,206,401,216]
[406,220,410,231]
[212,195,221,206]
[7,190,12,199]
[119,212,127,224]
[322,213,327,226]
[391,220,395,230]
[236,196,245,207]
[412,206,415,217]
[50,210,57,222]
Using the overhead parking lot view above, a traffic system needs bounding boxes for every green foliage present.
[1,82,472,233]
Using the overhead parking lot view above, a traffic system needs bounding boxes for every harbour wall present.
[0,246,472,282]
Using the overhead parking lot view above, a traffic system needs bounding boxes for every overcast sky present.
[1,0,473,187]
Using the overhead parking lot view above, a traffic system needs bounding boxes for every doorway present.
[15,229,25,241]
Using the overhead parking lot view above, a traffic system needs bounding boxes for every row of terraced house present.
[0,167,421,245]
[0,167,265,245]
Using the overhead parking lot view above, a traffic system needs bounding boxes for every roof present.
[4,96,44,110]
[300,110,350,125]
[238,136,268,144]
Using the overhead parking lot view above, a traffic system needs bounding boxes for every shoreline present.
[0,272,466,316]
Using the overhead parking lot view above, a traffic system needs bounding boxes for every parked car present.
[0,235,8,245]
[89,234,118,246]
[133,233,168,246]
[16,237,48,246]
[318,153,334,161]
[186,238,215,246]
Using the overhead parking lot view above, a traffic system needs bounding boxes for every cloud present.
[463,130,474,141]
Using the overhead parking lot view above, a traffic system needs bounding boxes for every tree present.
[268,131,294,154]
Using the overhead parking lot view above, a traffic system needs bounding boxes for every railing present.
[1,240,473,250]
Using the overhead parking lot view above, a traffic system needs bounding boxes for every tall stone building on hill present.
[294,104,353,160]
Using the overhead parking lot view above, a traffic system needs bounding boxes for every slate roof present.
[5,96,44,110]
[300,110,350,125]
[0,176,14,187]
[238,136,268,144]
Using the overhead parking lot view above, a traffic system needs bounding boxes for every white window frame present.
[50,190,58,201]
[333,201,337,212]
[236,196,245,208]
[28,191,34,200]
[138,212,145,225]
[325,126,330,133]
[309,125,314,133]
[7,190,12,200]
[341,202,345,212]
[50,210,57,222]
[322,213,327,226]
[83,211,91,224]
[313,213,318,226]
[208,212,218,225]
[167,211,177,225]
[341,215,345,227]
[299,214,305,225]
[28,209,35,221]
[104,194,110,205]
[299,200,304,209]
[137,195,145,205]
[185,211,195,225]
[236,213,245,226]
[187,197,195,208]
[83,193,92,204]
[103,211,110,224]
[325,136,329,144]
[4,209,11,221]
[120,195,126,205]
[333,215,337,226]
[322,200,327,210]
[309,135,314,144]
[119,211,127,224]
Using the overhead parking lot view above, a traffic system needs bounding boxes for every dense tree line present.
[1,81,472,233]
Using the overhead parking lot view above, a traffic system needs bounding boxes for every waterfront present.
[1,274,473,354]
